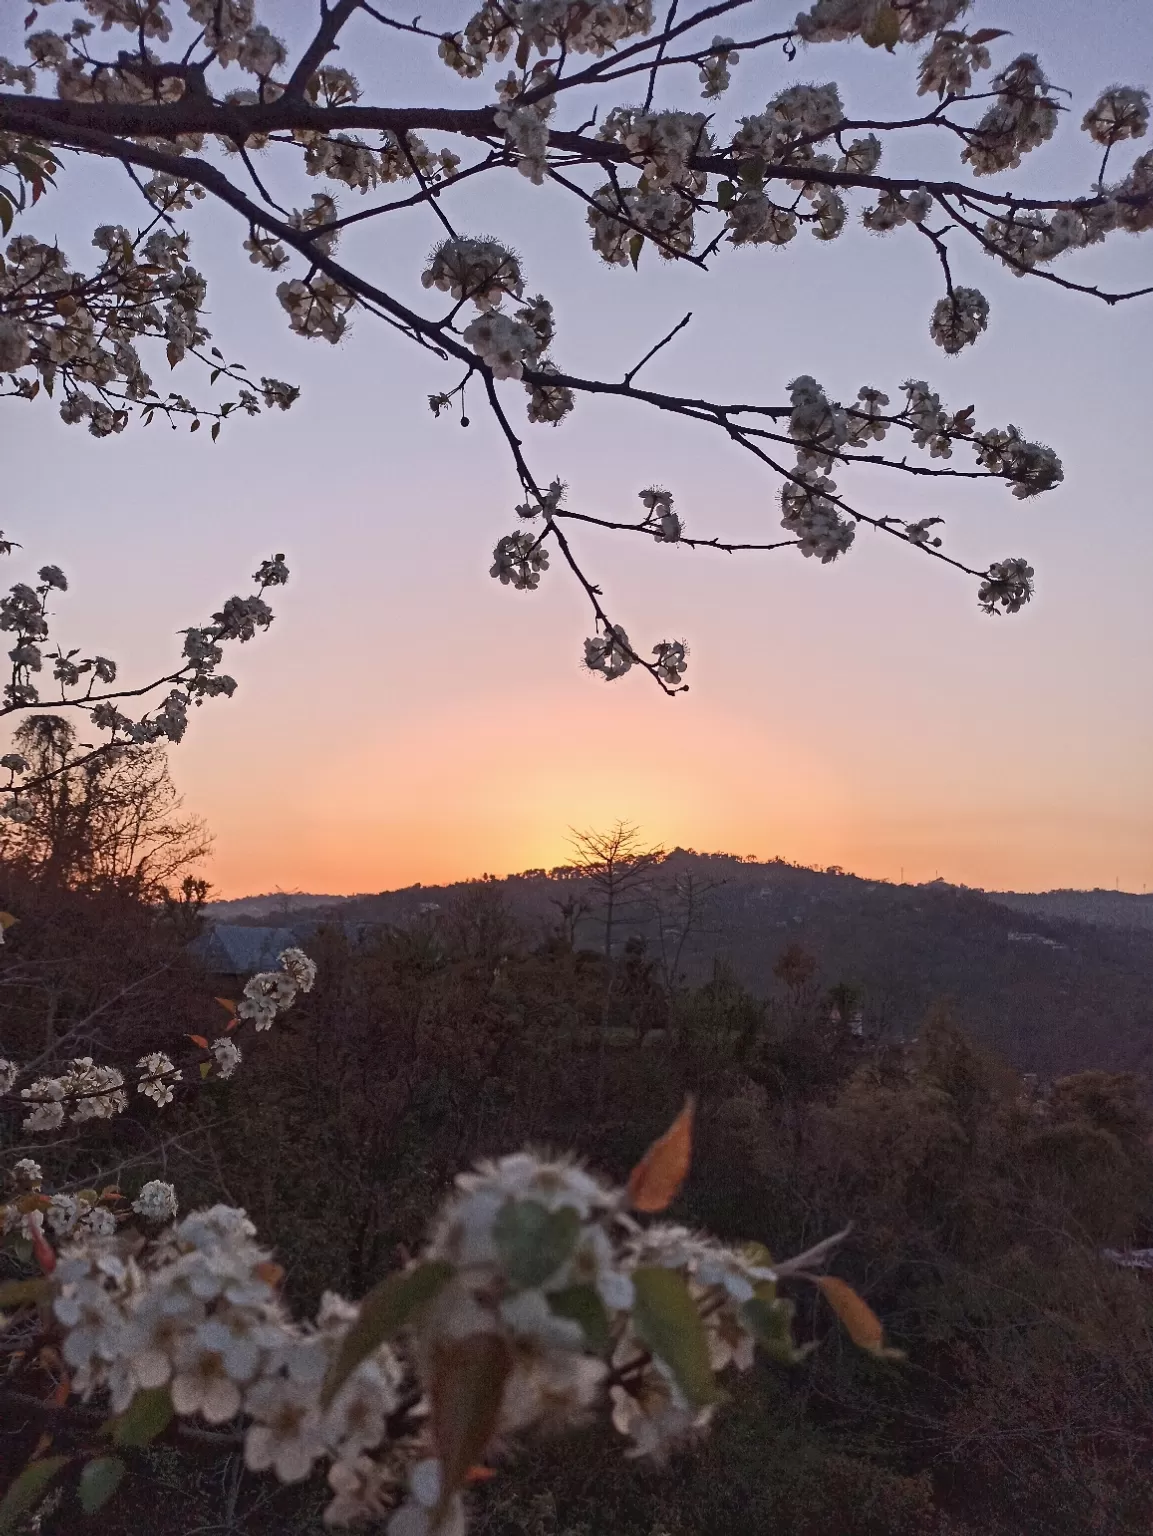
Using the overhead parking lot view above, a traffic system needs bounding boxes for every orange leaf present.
[51,1373,71,1407]
[816,1276,903,1358]
[215,997,237,1015]
[31,1228,55,1276]
[187,1034,209,1050]
[225,1017,239,1032]
[627,1096,695,1213]
[466,1466,497,1483]
[253,1262,284,1289]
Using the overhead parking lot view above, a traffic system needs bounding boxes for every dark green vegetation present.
[226,851,1153,1077]
[4,853,1153,1536]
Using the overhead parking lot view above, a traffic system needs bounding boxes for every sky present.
[3,0,1151,897]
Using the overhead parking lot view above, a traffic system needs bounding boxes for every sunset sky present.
[4,0,1150,897]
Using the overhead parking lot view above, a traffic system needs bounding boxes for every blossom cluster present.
[18,1137,849,1532]
[699,38,740,100]
[721,85,863,252]
[495,72,556,186]
[490,532,549,590]
[2,1161,179,1256]
[1,0,1149,681]
[795,0,970,47]
[439,0,656,77]
[0,541,291,802]
[640,488,682,544]
[780,470,856,563]
[929,287,990,354]
[0,216,297,434]
[587,183,697,263]
[1,947,315,1133]
[961,54,1060,176]
[423,237,571,430]
[917,28,996,99]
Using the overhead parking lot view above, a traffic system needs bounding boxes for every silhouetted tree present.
[0,715,209,897]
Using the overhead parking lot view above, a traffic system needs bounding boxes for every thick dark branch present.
[284,0,365,99]
[2,90,1138,220]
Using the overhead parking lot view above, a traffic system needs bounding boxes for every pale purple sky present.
[4,0,1151,894]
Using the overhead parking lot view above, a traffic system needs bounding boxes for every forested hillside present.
[217,854,1153,1079]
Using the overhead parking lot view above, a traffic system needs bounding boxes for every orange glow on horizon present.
[185,685,1151,900]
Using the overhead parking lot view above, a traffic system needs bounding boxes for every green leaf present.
[742,1295,803,1364]
[631,1267,720,1409]
[78,1456,125,1515]
[430,1332,512,1518]
[110,1388,173,1448]
[0,1277,49,1311]
[863,5,901,49]
[321,1260,453,1408]
[0,193,13,239]
[0,1456,69,1533]
[628,233,644,270]
[740,1241,774,1272]
[547,1284,612,1355]
[493,1200,580,1291]
[211,421,221,442]
[715,180,735,210]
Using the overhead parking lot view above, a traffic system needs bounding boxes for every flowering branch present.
[0,1097,894,1530]
[0,540,291,814]
[0,0,1148,687]
[0,947,317,1135]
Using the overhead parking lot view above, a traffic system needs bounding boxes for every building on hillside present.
[191,923,300,977]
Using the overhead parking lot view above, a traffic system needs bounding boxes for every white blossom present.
[583,625,635,680]
[0,318,32,373]
[918,30,994,99]
[490,532,549,589]
[212,1037,243,1078]
[325,1454,401,1527]
[1082,87,1150,147]
[278,947,317,991]
[463,312,540,379]
[930,287,990,353]
[699,38,739,99]
[422,237,523,311]
[780,470,856,562]
[245,1374,327,1482]
[11,1156,42,1186]
[962,55,1059,175]
[137,1051,181,1106]
[134,1179,179,1224]
[978,557,1035,614]
[652,640,688,687]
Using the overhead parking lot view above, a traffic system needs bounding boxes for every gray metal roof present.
[191,923,299,976]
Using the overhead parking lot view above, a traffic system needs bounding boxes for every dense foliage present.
[3,872,1152,1534]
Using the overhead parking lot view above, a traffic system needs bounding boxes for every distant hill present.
[987,888,1153,931]
[205,892,355,919]
[209,855,1153,1080]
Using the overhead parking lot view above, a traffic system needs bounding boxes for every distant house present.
[1007,930,1067,950]
[190,923,300,977]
